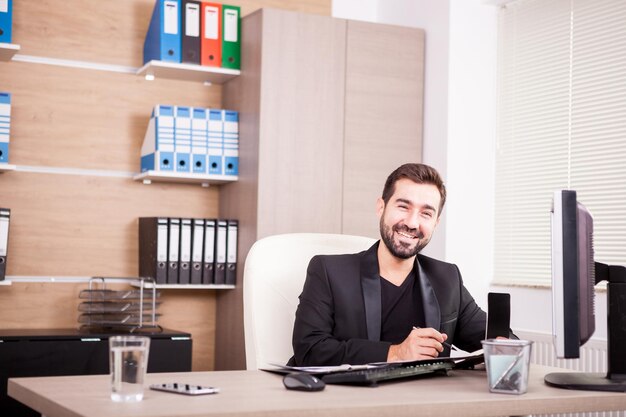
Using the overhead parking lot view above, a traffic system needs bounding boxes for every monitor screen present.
[546,189,626,392]
[550,189,595,359]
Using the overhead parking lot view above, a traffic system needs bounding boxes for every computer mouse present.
[282,372,326,391]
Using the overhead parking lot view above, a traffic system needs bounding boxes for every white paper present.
[265,362,385,374]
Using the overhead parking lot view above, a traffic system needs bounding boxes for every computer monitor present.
[545,190,626,392]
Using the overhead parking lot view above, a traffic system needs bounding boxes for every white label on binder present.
[227,225,237,263]
[0,102,10,117]
[205,6,219,40]
[204,223,215,263]
[0,0,7,13]
[164,0,179,35]
[192,223,203,262]
[216,223,227,263]
[185,3,200,37]
[157,221,167,262]
[224,9,238,42]
[180,220,191,262]
[0,213,8,257]
[169,222,180,261]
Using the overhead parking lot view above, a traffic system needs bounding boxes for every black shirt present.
[380,269,425,344]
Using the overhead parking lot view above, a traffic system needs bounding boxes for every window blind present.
[494,0,626,286]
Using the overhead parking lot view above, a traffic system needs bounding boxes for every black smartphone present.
[149,383,220,396]
[486,292,511,339]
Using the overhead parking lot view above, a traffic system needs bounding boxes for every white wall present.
[332,0,377,22]
[333,0,609,341]
[445,0,497,313]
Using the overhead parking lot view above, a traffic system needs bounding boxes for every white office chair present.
[243,233,376,370]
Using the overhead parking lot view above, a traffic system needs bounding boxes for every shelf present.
[131,282,235,290]
[6,276,145,284]
[0,43,20,61]
[0,163,16,173]
[136,60,240,84]
[133,170,238,187]
[0,280,12,286]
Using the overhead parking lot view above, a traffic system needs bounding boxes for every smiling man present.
[289,163,488,366]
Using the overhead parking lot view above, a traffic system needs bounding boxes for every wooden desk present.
[8,366,626,417]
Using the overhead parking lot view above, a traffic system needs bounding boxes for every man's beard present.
[379,218,430,259]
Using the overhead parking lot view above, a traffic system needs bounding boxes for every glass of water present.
[109,335,151,402]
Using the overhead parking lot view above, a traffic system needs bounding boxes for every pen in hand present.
[412,326,458,351]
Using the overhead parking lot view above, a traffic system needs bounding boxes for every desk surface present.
[9,366,626,417]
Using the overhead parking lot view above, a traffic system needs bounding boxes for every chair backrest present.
[243,233,376,370]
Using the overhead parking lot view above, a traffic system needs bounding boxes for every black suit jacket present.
[290,241,487,366]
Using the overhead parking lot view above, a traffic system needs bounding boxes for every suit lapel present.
[359,244,443,339]
[360,242,381,341]
[417,257,441,329]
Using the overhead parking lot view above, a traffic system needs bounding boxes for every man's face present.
[377,179,441,259]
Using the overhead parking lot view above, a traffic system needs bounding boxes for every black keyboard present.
[321,360,454,386]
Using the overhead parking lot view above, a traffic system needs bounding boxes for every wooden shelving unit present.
[0,43,20,61]
[0,164,16,173]
[131,282,235,290]
[136,60,240,84]
[133,170,238,187]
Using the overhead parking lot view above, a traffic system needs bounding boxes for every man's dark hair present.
[381,163,447,214]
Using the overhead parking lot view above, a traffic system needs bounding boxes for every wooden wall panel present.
[256,9,346,238]
[3,173,219,276]
[2,172,220,371]
[155,289,217,371]
[0,61,220,171]
[13,0,330,67]
[0,283,86,329]
[13,0,154,66]
[1,0,332,372]
[342,21,425,238]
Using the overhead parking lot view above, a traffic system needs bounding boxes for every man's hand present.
[387,327,448,362]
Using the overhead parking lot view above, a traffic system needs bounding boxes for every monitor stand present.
[545,264,626,392]
[545,371,626,392]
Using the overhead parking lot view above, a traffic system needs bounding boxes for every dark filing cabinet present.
[0,328,192,417]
